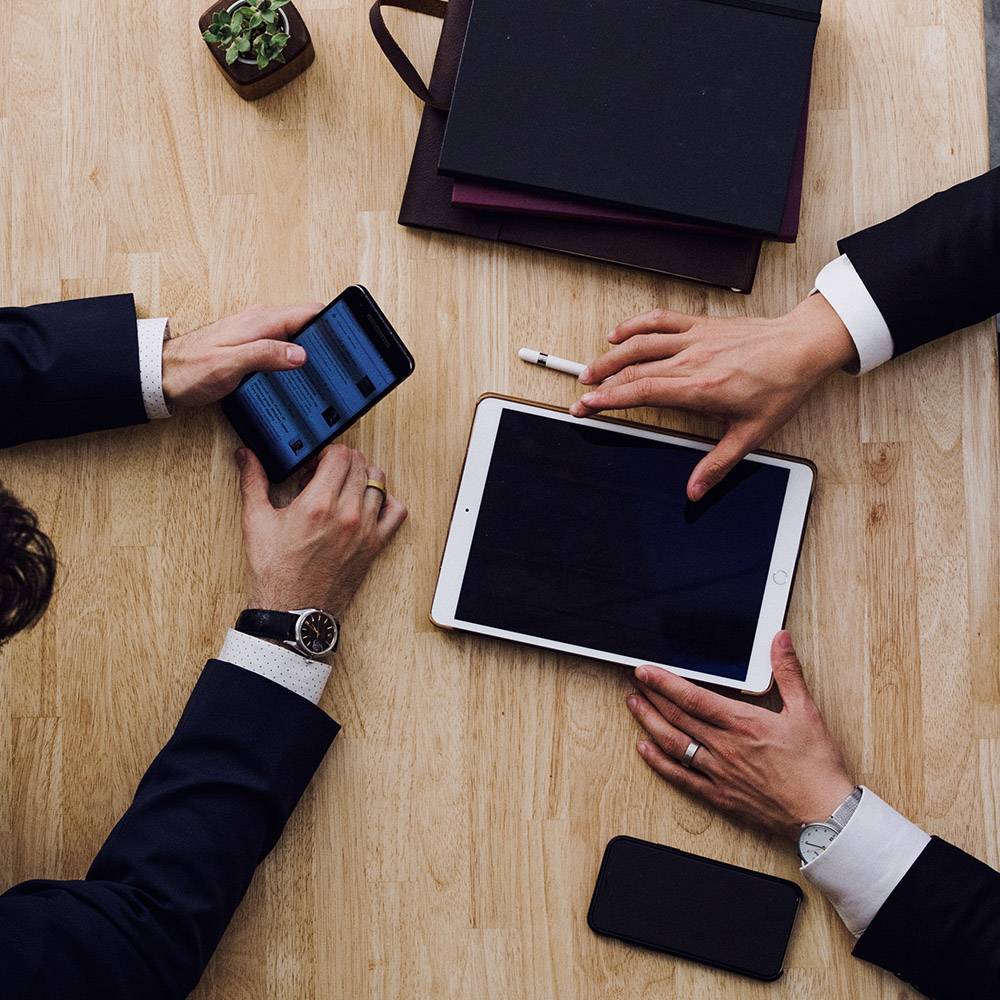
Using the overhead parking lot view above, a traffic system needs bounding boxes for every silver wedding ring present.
[680,740,701,768]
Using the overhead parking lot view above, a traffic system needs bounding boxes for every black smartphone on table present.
[588,836,802,982]
[222,285,414,482]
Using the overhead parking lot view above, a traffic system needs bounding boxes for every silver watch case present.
[286,607,339,657]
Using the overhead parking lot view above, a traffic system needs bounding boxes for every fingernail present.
[580,392,597,405]
[777,630,794,652]
[627,695,638,709]
[579,367,592,383]
[690,482,707,502]
[286,344,306,364]
[607,328,617,341]
[637,741,649,753]
[635,666,648,682]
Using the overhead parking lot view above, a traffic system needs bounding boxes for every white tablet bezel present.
[430,396,815,693]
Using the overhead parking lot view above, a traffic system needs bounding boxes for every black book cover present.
[438,0,821,236]
[397,0,762,291]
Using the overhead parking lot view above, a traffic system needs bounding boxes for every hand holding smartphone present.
[222,286,414,482]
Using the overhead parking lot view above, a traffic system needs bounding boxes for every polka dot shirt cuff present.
[137,317,173,419]
[217,628,332,706]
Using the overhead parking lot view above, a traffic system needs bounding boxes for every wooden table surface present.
[2,1,998,997]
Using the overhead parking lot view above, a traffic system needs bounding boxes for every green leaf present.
[262,10,275,22]
[236,34,251,51]
[271,33,289,46]
[226,42,240,63]
[274,51,285,63]
[203,28,219,42]
[247,11,263,28]
[272,0,290,8]
[257,51,269,69]
[230,9,244,31]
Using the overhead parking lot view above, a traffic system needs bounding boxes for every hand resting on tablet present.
[570,294,856,502]
[625,630,853,840]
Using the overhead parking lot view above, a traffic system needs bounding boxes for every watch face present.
[298,611,338,655]
[798,823,839,864]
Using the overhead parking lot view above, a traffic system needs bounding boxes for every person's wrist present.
[779,293,859,384]
[788,775,856,836]
[247,586,341,617]
[160,337,184,408]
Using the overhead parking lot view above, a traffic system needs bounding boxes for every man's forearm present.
[0,660,338,999]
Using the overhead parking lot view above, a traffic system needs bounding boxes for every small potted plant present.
[200,0,315,101]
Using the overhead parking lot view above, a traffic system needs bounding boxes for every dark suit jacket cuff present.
[837,168,1000,357]
[0,293,147,446]
[853,836,1000,998]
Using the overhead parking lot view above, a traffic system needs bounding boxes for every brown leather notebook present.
[371,0,762,292]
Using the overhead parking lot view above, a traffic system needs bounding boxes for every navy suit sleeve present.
[838,167,1000,358]
[0,293,147,448]
[0,660,339,1000]
[852,836,1000,998]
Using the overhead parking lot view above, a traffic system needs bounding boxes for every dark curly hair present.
[0,482,56,644]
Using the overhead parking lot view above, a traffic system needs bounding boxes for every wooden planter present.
[199,0,315,101]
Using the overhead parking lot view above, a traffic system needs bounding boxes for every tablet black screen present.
[455,410,790,681]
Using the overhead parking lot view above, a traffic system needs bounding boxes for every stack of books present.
[397,0,821,293]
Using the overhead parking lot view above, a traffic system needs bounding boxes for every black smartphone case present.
[587,836,803,982]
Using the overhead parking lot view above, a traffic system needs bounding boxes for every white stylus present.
[518,347,587,378]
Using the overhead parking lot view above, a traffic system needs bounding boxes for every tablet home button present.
[772,570,789,585]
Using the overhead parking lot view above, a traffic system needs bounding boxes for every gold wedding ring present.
[365,479,387,499]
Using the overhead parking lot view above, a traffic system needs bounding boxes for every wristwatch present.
[235,608,340,658]
[797,787,863,864]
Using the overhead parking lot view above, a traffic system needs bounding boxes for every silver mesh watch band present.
[829,786,863,832]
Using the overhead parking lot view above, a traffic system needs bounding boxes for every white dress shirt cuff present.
[137,317,172,419]
[217,628,332,706]
[812,254,894,375]
[801,786,931,937]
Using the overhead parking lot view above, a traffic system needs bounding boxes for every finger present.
[579,334,690,385]
[686,424,760,501]
[570,374,708,417]
[344,448,369,501]
[235,448,272,518]
[770,630,812,709]
[376,494,408,543]
[634,665,743,730]
[627,693,713,771]
[609,308,697,344]
[297,454,321,491]
[362,466,388,520]
[230,337,308,379]
[303,444,355,498]
[236,302,325,342]
[635,738,718,800]
[599,358,680,391]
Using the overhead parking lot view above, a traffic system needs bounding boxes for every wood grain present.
[1,1,997,997]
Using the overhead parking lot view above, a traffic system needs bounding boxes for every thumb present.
[233,338,307,377]
[770,630,811,706]
[686,424,757,501]
[236,448,272,517]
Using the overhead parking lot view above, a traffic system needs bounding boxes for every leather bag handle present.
[369,0,451,110]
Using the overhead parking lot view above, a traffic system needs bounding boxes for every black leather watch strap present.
[235,608,298,642]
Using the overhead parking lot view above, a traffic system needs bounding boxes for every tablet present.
[430,396,815,693]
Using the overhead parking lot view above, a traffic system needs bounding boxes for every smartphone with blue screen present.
[222,286,414,482]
